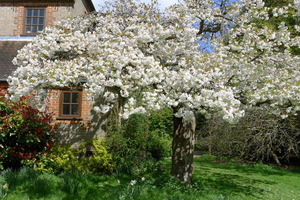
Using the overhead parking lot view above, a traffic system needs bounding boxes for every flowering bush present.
[0,93,53,169]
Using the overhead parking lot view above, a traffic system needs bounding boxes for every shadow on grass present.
[195,156,288,176]
[193,171,274,198]
[191,158,281,198]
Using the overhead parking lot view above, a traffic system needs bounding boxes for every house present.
[0,0,107,147]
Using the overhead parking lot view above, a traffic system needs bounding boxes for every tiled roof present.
[0,0,95,11]
[0,41,29,80]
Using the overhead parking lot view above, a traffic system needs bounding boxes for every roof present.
[0,41,29,80]
[85,0,96,12]
[0,0,95,11]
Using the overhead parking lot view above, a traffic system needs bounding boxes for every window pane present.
[71,105,79,115]
[63,93,71,103]
[33,18,38,24]
[72,93,79,103]
[27,9,32,17]
[32,25,37,33]
[26,17,32,25]
[39,9,45,16]
[25,26,31,33]
[33,9,39,16]
[63,104,70,115]
[39,17,44,25]
[38,25,44,31]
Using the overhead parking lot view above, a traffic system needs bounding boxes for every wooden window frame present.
[58,91,82,120]
[24,7,46,35]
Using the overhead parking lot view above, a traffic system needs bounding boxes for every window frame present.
[24,7,46,35]
[58,91,82,119]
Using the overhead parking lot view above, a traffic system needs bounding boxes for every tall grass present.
[0,156,299,200]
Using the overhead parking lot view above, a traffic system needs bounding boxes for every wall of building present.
[0,0,91,36]
[53,0,90,20]
[0,81,8,91]
[71,0,91,17]
[46,89,107,148]
[0,7,16,36]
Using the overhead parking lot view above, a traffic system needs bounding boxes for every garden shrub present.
[0,93,53,169]
[147,130,172,160]
[44,139,114,174]
[148,108,173,159]
[47,145,80,173]
[148,108,173,138]
[105,109,173,174]
[79,139,115,174]
[105,113,150,174]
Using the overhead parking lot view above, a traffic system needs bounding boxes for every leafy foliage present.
[105,109,172,174]
[0,92,53,169]
[42,139,115,174]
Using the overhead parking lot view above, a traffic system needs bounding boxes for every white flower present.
[8,0,300,125]
[130,180,137,186]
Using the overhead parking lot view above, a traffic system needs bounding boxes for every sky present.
[91,0,179,11]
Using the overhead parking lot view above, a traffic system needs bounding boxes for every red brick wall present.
[13,5,56,36]
[46,89,107,148]
[0,81,8,92]
[46,89,93,125]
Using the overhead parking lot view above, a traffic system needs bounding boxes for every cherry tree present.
[8,0,300,183]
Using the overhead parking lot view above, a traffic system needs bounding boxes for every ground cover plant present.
[0,155,299,200]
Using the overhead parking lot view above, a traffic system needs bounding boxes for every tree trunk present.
[116,93,124,126]
[208,130,212,155]
[171,110,196,184]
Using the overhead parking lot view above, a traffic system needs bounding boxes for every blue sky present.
[91,0,179,11]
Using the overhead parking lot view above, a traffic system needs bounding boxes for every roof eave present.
[85,0,96,12]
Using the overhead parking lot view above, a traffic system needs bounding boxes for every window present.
[25,8,45,34]
[59,91,82,118]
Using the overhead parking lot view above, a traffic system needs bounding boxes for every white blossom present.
[7,0,300,124]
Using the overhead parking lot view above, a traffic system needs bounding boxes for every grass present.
[192,155,300,200]
[0,155,299,200]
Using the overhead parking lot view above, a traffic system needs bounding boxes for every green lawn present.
[1,155,299,200]
[192,155,300,200]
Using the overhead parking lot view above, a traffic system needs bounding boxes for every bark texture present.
[171,112,196,183]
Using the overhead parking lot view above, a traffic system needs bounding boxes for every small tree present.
[0,93,53,169]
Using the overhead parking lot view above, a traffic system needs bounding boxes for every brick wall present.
[13,6,24,36]
[46,89,107,148]
[0,81,8,91]
[0,0,91,36]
